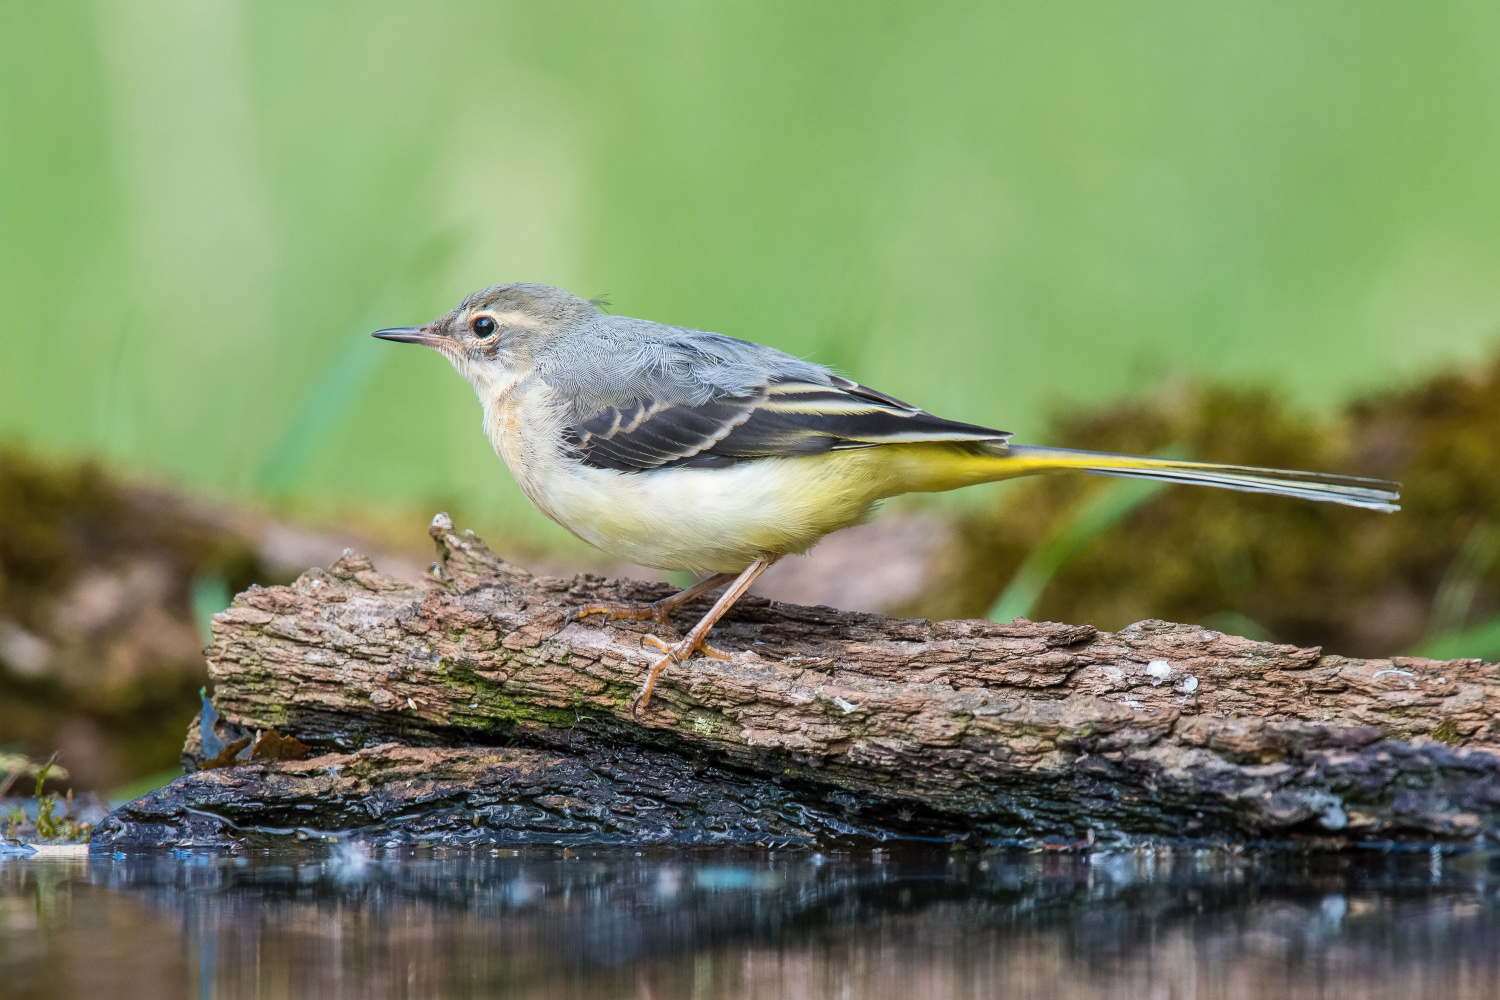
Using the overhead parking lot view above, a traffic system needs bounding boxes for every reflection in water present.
[2,845,1498,999]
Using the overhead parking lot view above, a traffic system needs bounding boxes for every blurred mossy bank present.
[4,2,1500,556]
[927,356,1500,660]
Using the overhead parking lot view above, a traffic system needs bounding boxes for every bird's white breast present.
[480,385,880,573]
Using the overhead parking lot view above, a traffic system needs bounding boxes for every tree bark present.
[95,515,1500,850]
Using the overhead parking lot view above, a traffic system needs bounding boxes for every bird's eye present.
[471,315,497,338]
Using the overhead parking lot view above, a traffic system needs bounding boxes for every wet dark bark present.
[94,515,1500,850]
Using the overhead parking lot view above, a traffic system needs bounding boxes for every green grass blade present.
[1426,520,1500,639]
[1409,615,1500,662]
[189,572,232,645]
[254,329,390,497]
[988,475,1168,624]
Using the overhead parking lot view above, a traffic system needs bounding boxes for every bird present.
[374,283,1400,714]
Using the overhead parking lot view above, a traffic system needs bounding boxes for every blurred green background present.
[5,1,1499,554]
[7,1,1500,791]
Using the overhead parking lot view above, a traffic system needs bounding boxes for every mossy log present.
[95,515,1500,850]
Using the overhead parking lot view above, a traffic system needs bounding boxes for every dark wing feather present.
[564,395,762,471]
[565,376,1009,472]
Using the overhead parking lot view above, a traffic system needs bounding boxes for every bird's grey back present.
[533,314,832,421]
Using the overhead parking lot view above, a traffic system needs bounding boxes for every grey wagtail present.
[375,283,1399,714]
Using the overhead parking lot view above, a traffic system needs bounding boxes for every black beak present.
[372,325,444,346]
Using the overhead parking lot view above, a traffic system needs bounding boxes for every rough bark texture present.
[94,516,1500,850]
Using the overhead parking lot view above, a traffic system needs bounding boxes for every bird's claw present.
[568,601,672,627]
[631,633,735,718]
[640,633,732,660]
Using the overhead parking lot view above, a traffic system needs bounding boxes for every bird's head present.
[372,283,596,394]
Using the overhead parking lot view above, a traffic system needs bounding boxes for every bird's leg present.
[570,573,737,627]
[633,555,777,716]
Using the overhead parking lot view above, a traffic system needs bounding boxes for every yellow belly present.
[525,455,867,572]
[516,444,1017,573]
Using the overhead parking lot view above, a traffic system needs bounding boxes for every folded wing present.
[564,376,1011,472]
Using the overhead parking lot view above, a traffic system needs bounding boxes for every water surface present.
[2,846,1496,999]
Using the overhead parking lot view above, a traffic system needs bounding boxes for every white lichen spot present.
[1182,675,1199,694]
[693,716,713,735]
[832,696,860,714]
[1146,660,1172,686]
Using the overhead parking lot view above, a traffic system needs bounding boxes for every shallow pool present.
[2,845,1497,998]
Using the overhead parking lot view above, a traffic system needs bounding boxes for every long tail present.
[1000,444,1400,512]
